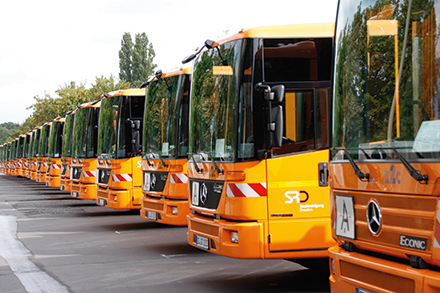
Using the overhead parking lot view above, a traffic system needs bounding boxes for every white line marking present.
[0,215,69,293]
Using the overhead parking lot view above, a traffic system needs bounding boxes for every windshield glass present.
[17,137,24,158]
[39,125,50,157]
[24,135,30,159]
[85,107,99,158]
[144,75,189,158]
[62,113,74,158]
[333,0,440,160]
[72,107,88,159]
[48,121,64,158]
[97,96,119,158]
[189,40,243,161]
[33,129,41,158]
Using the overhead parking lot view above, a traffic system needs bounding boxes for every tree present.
[26,75,131,130]
[119,33,134,83]
[118,32,156,87]
[88,75,130,101]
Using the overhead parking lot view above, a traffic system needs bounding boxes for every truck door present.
[266,88,332,253]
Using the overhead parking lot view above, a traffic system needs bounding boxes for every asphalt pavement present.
[0,174,330,293]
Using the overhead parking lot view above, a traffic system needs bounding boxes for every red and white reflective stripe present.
[24,162,28,168]
[82,170,95,178]
[112,174,133,182]
[226,183,267,198]
[43,162,48,168]
[16,162,22,168]
[52,164,61,169]
[434,201,440,249]
[34,162,38,167]
[170,173,188,184]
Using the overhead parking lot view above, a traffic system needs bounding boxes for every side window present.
[272,88,329,156]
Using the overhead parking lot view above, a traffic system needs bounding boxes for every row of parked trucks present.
[2,1,440,289]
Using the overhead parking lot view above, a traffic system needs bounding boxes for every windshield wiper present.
[143,153,153,167]
[335,148,369,181]
[190,153,204,174]
[98,153,112,165]
[152,153,169,168]
[208,152,224,175]
[389,147,428,184]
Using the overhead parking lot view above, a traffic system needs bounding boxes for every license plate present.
[195,235,209,250]
[356,287,374,293]
[146,211,157,221]
[98,198,105,206]
[72,191,78,198]
[335,195,355,239]
[60,185,64,191]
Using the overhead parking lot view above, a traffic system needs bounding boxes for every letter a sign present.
[335,195,355,239]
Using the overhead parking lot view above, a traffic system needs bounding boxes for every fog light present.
[114,195,117,202]
[330,258,335,275]
[172,206,178,215]
[231,231,238,244]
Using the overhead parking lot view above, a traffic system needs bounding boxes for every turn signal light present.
[226,171,245,181]
[170,165,183,172]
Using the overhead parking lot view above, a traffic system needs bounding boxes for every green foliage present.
[27,75,129,127]
[119,32,156,87]
[119,33,134,83]
[0,122,20,144]
[89,75,130,102]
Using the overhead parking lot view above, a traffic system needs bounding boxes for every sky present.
[0,0,339,125]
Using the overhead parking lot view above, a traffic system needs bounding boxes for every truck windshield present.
[17,137,24,158]
[72,107,88,159]
[98,96,120,158]
[189,39,243,162]
[332,0,440,160]
[24,134,30,159]
[143,75,189,158]
[48,121,64,158]
[62,114,74,158]
[39,125,50,157]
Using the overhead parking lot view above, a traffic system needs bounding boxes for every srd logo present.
[385,165,401,184]
[209,166,216,178]
[284,191,309,204]
[399,234,427,251]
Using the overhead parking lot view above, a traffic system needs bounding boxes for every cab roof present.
[150,66,192,83]
[106,88,146,98]
[216,22,335,45]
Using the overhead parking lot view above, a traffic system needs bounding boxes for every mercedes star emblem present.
[200,183,208,204]
[367,200,382,235]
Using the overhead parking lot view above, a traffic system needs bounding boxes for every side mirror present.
[205,39,218,49]
[182,53,197,64]
[255,83,285,151]
[271,85,285,103]
[155,70,163,80]
[271,105,283,148]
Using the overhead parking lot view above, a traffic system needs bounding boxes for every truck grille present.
[352,192,436,252]
[98,169,111,184]
[189,179,224,209]
[72,167,82,180]
[340,260,415,293]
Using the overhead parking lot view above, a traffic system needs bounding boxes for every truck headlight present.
[231,231,238,244]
